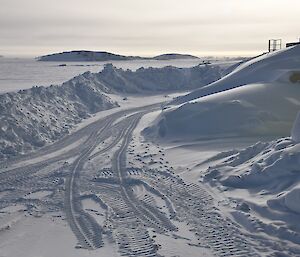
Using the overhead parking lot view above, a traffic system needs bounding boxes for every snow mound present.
[92,63,222,94]
[0,78,118,160]
[202,136,300,239]
[284,186,300,214]
[146,79,300,140]
[145,46,300,141]
[55,63,222,95]
[291,111,300,143]
[206,138,300,188]
[173,45,300,104]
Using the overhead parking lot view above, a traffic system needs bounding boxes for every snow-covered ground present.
[1,48,300,257]
[139,45,300,256]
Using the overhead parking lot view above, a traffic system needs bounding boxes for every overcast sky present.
[0,0,299,57]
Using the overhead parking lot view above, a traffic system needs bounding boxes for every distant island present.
[37,50,199,62]
[153,53,199,60]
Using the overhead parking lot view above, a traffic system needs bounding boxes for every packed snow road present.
[0,101,287,256]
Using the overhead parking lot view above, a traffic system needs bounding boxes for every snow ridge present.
[85,63,222,94]
[0,80,118,160]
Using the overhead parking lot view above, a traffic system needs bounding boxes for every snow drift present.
[71,63,222,94]
[172,45,300,104]
[0,80,118,160]
[291,111,300,143]
[145,46,300,141]
[146,79,300,140]
[201,135,300,245]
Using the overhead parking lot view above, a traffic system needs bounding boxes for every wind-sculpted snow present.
[202,136,300,247]
[0,82,118,160]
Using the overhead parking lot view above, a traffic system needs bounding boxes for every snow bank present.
[146,79,300,140]
[202,136,300,227]
[0,78,118,160]
[55,63,222,95]
[173,45,300,104]
[145,46,300,141]
[91,63,222,94]
[284,186,300,214]
[291,111,300,143]
[212,138,300,188]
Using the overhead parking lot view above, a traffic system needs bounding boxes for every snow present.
[1,47,300,257]
[194,137,300,245]
[146,45,300,141]
[173,45,300,104]
[0,63,224,161]
[291,111,300,143]
[0,79,118,160]
[133,46,300,255]
[148,220,213,257]
[24,190,52,199]
[0,215,121,257]
[284,186,300,214]
[146,80,300,141]
[81,63,222,94]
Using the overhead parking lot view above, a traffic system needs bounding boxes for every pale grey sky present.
[0,0,299,57]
